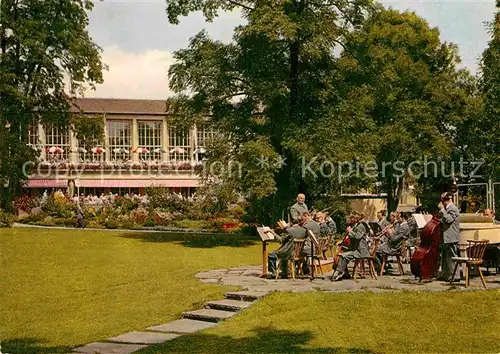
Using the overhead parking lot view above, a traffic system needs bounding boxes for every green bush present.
[42,196,75,218]
[37,216,56,226]
[0,209,15,227]
[145,187,189,213]
[115,197,139,214]
[120,220,139,230]
[209,217,241,231]
[54,217,77,227]
[87,221,104,229]
[105,220,119,229]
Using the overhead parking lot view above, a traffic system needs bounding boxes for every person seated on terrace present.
[483,208,500,224]
[267,218,306,279]
[376,212,409,259]
[377,212,410,256]
[329,212,369,281]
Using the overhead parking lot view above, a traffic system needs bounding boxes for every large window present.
[196,123,217,148]
[168,127,191,161]
[27,123,39,147]
[27,123,42,160]
[44,124,70,162]
[107,120,131,162]
[138,121,162,162]
[77,137,105,163]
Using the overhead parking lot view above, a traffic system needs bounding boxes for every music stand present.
[307,230,318,281]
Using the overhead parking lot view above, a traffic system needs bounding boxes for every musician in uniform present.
[297,212,321,275]
[377,210,389,230]
[267,219,306,279]
[290,193,308,223]
[438,192,461,281]
[406,212,419,247]
[329,212,370,281]
[483,208,500,224]
[315,212,337,237]
[376,212,409,260]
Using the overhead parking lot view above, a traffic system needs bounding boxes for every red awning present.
[26,179,68,188]
[75,179,198,188]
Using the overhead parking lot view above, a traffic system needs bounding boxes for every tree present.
[165,0,376,222]
[479,0,500,181]
[329,9,477,212]
[0,0,105,210]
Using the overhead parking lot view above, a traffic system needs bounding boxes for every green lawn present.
[140,290,500,354]
[2,228,499,354]
[0,228,263,353]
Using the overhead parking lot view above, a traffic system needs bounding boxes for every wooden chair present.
[304,230,325,276]
[318,236,330,260]
[450,240,489,289]
[276,239,305,280]
[325,233,335,258]
[379,240,406,276]
[313,236,327,276]
[353,238,379,280]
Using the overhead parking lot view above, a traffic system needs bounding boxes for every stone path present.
[195,263,500,293]
[72,262,499,353]
[72,289,268,354]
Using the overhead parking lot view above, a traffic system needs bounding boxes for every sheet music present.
[257,226,276,241]
[307,230,318,246]
[413,214,430,229]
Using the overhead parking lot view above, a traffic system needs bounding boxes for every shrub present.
[153,211,173,226]
[130,207,148,224]
[38,216,56,226]
[115,197,139,214]
[105,219,119,229]
[209,217,241,231]
[145,187,187,212]
[42,196,75,218]
[54,218,77,227]
[87,221,104,229]
[227,204,246,219]
[120,220,139,229]
[0,210,15,227]
[21,211,47,224]
[13,195,38,213]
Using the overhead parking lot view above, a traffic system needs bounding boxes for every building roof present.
[72,98,168,115]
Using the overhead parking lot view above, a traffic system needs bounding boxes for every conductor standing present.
[438,192,460,281]
[290,193,308,224]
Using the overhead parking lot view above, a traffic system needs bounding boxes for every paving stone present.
[183,308,237,322]
[195,272,222,279]
[200,278,220,284]
[206,299,253,311]
[230,266,254,271]
[147,318,217,334]
[73,342,147,354]
[225,290,269,301]
[107,331,179,344]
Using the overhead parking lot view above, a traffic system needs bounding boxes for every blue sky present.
[85,0,497,99]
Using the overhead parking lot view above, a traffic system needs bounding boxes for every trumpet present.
[374,222,395,241]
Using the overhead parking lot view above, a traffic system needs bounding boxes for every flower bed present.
[17,191,249,233]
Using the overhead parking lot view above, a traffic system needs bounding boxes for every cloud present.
[83,45,175,99]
